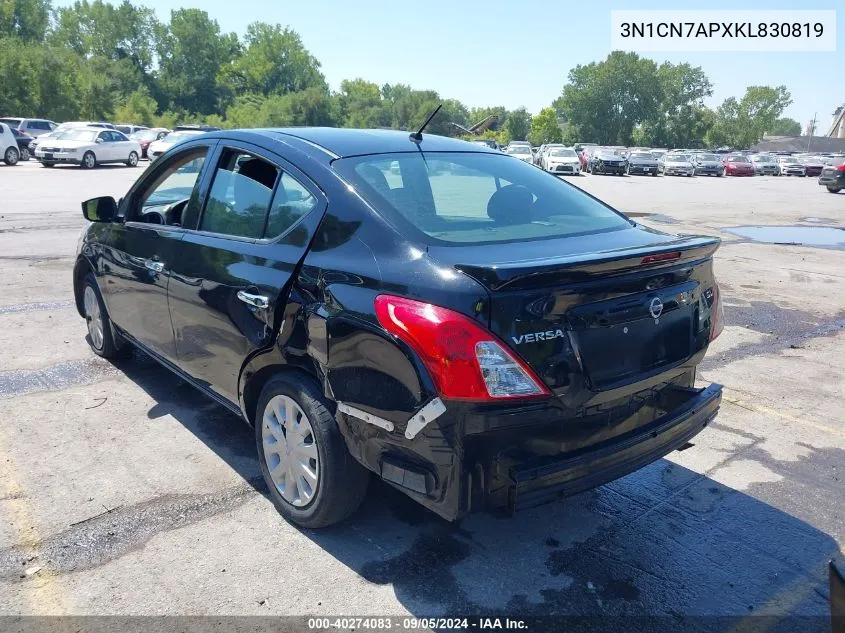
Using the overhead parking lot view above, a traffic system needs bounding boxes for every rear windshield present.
[334,152,632,245]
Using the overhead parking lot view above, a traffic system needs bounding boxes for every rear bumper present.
[502,383,721,513]
[819,172,845,187]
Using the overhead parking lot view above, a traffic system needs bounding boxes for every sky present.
[56,0,843,132]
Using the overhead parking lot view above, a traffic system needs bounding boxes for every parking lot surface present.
[1,160,844,627]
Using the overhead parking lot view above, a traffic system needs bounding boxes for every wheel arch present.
[73,255,95,317]
[240,360,325,428]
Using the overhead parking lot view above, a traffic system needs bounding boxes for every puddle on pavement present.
[724,225,845,249]
[626,212,681,225]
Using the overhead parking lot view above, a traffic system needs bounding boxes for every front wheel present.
[256,374,369,528]
[4,146,19,165]
[82,273,125,358]
[827,186,842,193]
[126,151,139,167]
[80,151,96,170]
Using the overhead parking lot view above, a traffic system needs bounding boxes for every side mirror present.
[82,196,117,222]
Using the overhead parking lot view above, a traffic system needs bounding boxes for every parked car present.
[147,129,208,161]
[0,122,21,165]
[116,124,149,136]
[799,155,825,177]
[0,117,57,137]
[723,154,755,177]
[504,144,534,164]
[54,121,116,132]
[471,139,499,151]
[626,151,659,176]
[174,124,222,132]
[662,153,695,177]
[691,153,724,177]
[73,128,724,526]
[778,156,806,177]
[542,147,580,175]
[10,128,34,160]
[818,158,845,193]
[130,128,171,159]
[749,154,780,176]
[590,150,627,175]
[34,127,141,169]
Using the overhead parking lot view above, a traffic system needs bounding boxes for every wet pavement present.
[724,225,845,249]
[0,165,844,631]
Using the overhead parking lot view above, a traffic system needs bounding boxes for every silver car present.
[662,154,695,177]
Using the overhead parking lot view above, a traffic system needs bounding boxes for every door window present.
[129,148,209,226]
[199,150,279,239]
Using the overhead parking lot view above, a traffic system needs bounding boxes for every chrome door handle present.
[237,291,270,309]
[145,260,164,273]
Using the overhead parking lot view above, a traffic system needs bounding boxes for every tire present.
[80,151,96,170]
[42,162,55,168]
[81,273,124,359]
[126,151,138,167]
[4,146,19,166]
[20,147,30,161]
[827,186,842,193]
[256,374,369,528]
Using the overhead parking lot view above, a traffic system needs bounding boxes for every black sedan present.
[74,127,724,527]
[11,128,34,161]
[626,151,659,176]
[590,150,627,175]
[818,161,845,193]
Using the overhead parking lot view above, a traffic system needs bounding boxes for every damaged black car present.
[74,127,724,527]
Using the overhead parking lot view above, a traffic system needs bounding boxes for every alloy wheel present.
[5,147,19,165]
[83,153,95,169]
[83,285,104,350]
[262,395,319,507]
[128,152,138,166]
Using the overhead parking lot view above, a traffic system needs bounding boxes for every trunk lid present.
[431,225,721,397]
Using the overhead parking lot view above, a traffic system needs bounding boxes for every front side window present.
[135,148,209,224]
[335,152,632,245]
[200,150,279,238]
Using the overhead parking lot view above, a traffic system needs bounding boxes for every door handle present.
[237,291,270,309]
[145,260,164,273]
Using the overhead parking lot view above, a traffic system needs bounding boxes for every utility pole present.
[807,113,816,152]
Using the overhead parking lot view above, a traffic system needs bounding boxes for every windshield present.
[57,129,98,142]
[550,149,576,157]
[132,130,160,141]
[668,154,689,161]
[334,152,632,245]
[698,154,719,161]
[728,154,748,162]
[781,157,799,164]
[0,118,23,127]
[506,147,531,155]
[630,152,654,159]
[162,131,200,144]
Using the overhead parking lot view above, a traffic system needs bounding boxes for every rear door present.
[167,141,326,404]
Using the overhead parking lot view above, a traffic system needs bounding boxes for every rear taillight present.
[374,295,550,401]
[836,164,845,172]
[641,251,681,265]
[709,283,724,341]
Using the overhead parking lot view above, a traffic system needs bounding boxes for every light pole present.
[807,113,816,153]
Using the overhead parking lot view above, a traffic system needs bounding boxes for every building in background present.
[828,105,845,139]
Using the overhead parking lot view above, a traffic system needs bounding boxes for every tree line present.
[1,0,802,148]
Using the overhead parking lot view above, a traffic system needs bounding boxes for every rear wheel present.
[126,151,138,167]
[4,146,19,165]
[827,186,842,193]
[256,374,369,528]
[80,151,96,170]
[20,147,30,161]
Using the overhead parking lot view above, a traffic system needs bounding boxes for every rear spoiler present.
[455,236,721,291]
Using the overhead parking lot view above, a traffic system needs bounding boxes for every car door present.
[112,130,132,160]
[167,140,326,405]
[98,143,214,361]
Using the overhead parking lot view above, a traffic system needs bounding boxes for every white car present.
[34,127,141,169]
[147,130,207,161]
[504,145,534,164]
[543,147,581,175]
[778,156,806,177]
[0,121,20,165]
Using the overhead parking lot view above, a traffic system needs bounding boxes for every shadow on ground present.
[112,350,840,632]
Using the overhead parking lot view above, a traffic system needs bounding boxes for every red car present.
[723,153,755,176]
[128,128,170,159]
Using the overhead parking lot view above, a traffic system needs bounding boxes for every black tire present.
[126,151,139,167]
[42,162,55,168]
[4,146,19,165]
[256,374,369,528]
[827,186,842,194]
[80,151,96,169]
[81,273,125,359]
[20,147,30,161]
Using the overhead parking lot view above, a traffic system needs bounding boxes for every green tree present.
[0,0,49,42]
[529,107,563,145]
[222,22,325,97]
[707,86,792,147]
[112,86,158,125]
[768,117,801,136]
[558,51,660,145]
[505,107,531,141]
[339,78,387,128]
[157,8,239,114]
[641,62,712,147]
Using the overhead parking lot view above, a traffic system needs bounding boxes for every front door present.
[99,144,212,361]
[167,141,324,404]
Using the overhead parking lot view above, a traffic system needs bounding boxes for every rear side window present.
[200,150,279,239]
[335,152,631,245]
[266,172,318,238]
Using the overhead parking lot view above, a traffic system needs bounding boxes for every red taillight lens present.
[836,164,845,172]
[374,295,550,401]
[709,283,724,342]
[641,251,681,265]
